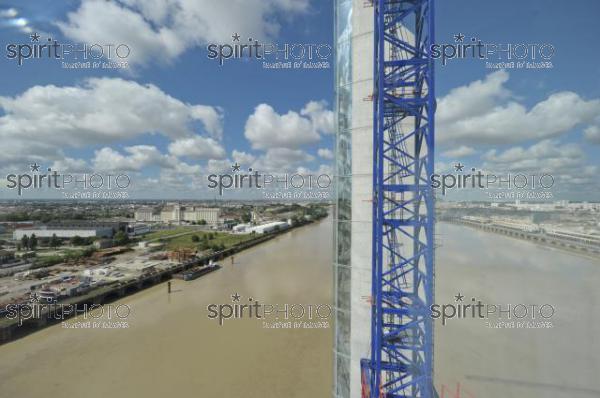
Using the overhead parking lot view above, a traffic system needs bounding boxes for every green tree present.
[191,234,200,242]
[210,243,225,252]
[70,235,85,246]
[241,212,251,223]
[113,231,130,246]
[21,235,29,250]
[50,234,60,249]
[29,234,38,250]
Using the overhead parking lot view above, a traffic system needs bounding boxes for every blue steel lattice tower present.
[362,0,435,397]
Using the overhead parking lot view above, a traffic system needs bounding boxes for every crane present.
[362,0,436,397]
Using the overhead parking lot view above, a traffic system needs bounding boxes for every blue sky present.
[435,0,600,201]
[437,0,600,99]
[0,0,335,199]
[0,0,335,147]
[0,0,598,200]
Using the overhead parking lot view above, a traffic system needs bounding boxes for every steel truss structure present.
[362,0,435,397]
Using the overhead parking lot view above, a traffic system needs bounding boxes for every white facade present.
[135,208,161,222]
[247,221,290,234]
[135,204,220,224]
[232,223,251,233]
[233,221,290,234]
[13,227,113,240]
[348,4,373,397]
[180,207,219,224]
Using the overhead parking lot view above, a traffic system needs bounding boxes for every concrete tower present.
[334,1,423,397]
[333,1,374,397]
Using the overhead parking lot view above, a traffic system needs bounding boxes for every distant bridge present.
[445,217,600,257]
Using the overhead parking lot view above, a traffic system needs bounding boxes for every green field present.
[143,227,257,251]
[144,227,197,240]
[162,231,256,251]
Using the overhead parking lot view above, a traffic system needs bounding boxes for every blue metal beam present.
[362,0,435,397]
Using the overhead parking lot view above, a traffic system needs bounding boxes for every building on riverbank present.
[134,204,220,225]
[13,225,115,240]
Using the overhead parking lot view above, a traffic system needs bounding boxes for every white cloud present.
[435,71,600,200]
[168,136,226,159]
[241,101,331,172]
[203,150,257,175]
[244,103,322,150]
[0,8,18,18]
[440,145,475,158]
[206,159,233,174]
[438,70,510,127]
[438,70,600,145]
[92,145,201,173]
[0,78,223,166]
[477,139,598,197]
[0,8,36,34]
[297,163,333,177]
[301,100,334,135]
[254,148,314,171]
[56,0,310,67]
[50,157,90,173]
[584,125,600,144]
[93,146,156,172]
[434,161,454,174]
[231,150,256,166]
[205,148,312,175]
[190,106,224,139]
[482,139,584,173]
[0,140,61,164]
[317,148,334,160]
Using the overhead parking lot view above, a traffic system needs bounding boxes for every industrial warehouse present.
[13,221,123,240]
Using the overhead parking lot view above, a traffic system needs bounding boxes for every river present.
[1,219,598,398]
[435,222,600,398]
[0,217,334,398]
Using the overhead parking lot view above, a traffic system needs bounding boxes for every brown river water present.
[1,218,598,398]
[0,217,334,398]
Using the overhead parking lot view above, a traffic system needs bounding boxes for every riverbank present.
[444,218,600,260]
[0,217,325,344]
[0,214,333,398]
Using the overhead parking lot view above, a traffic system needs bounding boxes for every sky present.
[435,0,600,201]
[0,0,599,200]
[0,0,335,199]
